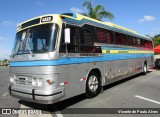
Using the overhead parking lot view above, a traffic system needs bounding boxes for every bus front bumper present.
[8,85,64,104]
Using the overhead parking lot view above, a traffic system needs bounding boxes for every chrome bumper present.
[9,85,64,104]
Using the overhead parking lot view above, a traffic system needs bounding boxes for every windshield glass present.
[12,23,58,55]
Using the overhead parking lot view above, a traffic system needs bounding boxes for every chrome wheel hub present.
[88,75,98,92]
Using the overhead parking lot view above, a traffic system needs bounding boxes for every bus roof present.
[16,12,151,40]
[61,13,151,40]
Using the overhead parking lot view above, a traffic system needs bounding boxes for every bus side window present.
[115,33,127,45]
[105,31,113,44]
[137,38,141,47]
[140,39,144,47]
[148,41,153,48]
[121,34,127,45]
[143,40,149,48]
[133,37,137,46]
[96,29,106,43]
[127,36,135,46]
[115,33,122,45]
[79,29,94,53]
[96,28,113,44]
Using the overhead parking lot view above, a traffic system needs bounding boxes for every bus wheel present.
[142,62,147,75]
[85,72,101,98]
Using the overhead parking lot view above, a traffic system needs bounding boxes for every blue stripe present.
[101,46,138,50]
[9,53,153,67]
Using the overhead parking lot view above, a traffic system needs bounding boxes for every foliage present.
[0,59,9,66]
[152,34,160,47]
[82,0,114,21]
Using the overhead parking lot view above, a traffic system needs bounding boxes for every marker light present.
[46,79,51,85]
[46,79,55,85]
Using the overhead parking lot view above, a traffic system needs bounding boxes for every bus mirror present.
[64,28,70,44]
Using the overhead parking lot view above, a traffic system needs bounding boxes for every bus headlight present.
[32,78,43,87]
[38,78,43,86]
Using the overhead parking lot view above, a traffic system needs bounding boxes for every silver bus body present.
[9,13,154,104]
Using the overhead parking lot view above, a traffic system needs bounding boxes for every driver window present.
[67,27,78,52]
[60,26,78,53]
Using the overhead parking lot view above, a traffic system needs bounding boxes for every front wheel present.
[85,72,101,98]
[142,63,147,75]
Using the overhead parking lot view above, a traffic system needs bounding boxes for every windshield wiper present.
[25,29,34,57]
[12,29,34,57]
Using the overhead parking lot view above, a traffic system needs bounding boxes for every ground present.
[0,67,160,117]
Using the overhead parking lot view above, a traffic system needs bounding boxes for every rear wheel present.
[142,62,147,75]
[85,72,101,98]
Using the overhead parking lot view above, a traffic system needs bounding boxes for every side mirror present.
[64,28,70,44]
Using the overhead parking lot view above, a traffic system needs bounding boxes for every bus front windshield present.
[12,23,58,56]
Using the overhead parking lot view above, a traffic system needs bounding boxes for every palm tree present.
[83,0,114,21]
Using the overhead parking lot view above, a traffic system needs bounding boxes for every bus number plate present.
[19,78,26,84]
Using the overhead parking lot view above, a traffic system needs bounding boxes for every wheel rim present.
[88,75,98,92]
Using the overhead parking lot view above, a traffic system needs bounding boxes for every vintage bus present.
[9,13,154,104]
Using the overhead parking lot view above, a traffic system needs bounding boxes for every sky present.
[0,0,159,60]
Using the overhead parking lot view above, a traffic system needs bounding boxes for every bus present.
[9,13,154,104]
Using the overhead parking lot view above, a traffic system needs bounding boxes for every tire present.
[142,63,147,75]
[85,72,101,98]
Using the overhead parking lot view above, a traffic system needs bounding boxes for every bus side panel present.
[57,61,105,101]
[105,57,146,85]
[104,61,116,81]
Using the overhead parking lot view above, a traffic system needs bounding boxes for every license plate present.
[19,78,26,84]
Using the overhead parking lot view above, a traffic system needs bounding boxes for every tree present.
[2,59,9,66]
[152,34,160,47]
[83,0,114,21]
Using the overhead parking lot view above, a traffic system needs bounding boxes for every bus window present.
[96,28,106,43]
[84,30,93,45]
[115,33,126,45]
[83,24,97,42]
[143,40,149,48]
[68,27,79,52]
[121,34,127,45]
[79,29,94,53]
[96,28,113,44]
[148,41,153,48]
[137,38,141,47]
[127,36,136,46]
[60,26,78,53]
[140,39,144,47]
[105,31,113,44]
[37,39,46,50]
[115,33,122,45]
[133,37,137,46]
